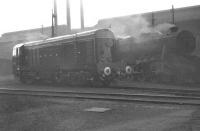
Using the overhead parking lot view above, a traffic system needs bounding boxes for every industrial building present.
[0,5,200,59]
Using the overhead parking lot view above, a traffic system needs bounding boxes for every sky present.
[0,0,200,36]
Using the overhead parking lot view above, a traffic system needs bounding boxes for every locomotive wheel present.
[99,75,112,87]
[137,73,146,82]
[89,75,111,87]
[146,72,157,83]
[148,75,158,83]
[54,74,62,84]
[88,75,102,87]
[138,77,145,82]
[102,79,111,86]
[162,75,171,83]
[20,76,34,84]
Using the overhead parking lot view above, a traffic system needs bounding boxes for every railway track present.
[0,88,199,106]
[111,83,200,97]
[113,86,200,97]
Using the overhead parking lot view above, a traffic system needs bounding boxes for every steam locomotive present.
[12,27,197,85]
[112,26,196,82]
[12,29,115,85]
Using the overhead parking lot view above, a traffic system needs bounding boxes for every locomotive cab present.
[12,43,24,78]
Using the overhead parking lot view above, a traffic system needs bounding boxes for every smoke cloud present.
[109,16,177,42]
[25,32,49,42]
[110,16,152,38]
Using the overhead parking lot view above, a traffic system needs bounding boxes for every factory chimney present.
[51,0,57,37]
[66,0,71,32]
[54,0,58,36]
[171,5,175,24]
[80,0,84,30]
[151,12,155,27]
[51,10,55,37]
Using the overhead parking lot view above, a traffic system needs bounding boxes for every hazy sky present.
[0,0,200,36]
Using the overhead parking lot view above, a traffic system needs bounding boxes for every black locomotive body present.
[13,26,198,85]
[112,27,196,82]
[12,29,115,85]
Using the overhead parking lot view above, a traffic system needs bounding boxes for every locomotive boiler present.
[112,26,196,82]
[12,29,115,85]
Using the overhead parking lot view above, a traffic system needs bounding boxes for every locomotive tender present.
[13,29,115,85]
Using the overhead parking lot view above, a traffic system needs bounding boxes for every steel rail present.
[110,85,200,97]
[0,88,199,106]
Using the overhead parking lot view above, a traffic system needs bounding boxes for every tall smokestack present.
[66,0,71,32]
[151,12,155,27]
[54,0,58,36]
[80,0,84,30]
[171,5,175,24]
[51,10,55,37]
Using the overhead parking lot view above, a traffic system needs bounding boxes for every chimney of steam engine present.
[80,0,85,30]
[66,0,71,32]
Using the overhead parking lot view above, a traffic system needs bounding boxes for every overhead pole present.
[80,0,85,30]
[66,0,71,33]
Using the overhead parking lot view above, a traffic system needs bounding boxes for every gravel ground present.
[0,75,199,131]
[0,94,199,131]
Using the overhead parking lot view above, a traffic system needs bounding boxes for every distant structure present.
[0,5,200,59]
[151,12,155,27]
[66,0,71,32]
[96,5,200,36]
[52,0,58,37]
[51,0,58,37]
[80,0,85,30]
[54,0,58,28]
[171,5,175,24]
[96,5,200,56]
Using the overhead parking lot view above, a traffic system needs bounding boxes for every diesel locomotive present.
[12,29,116,85]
